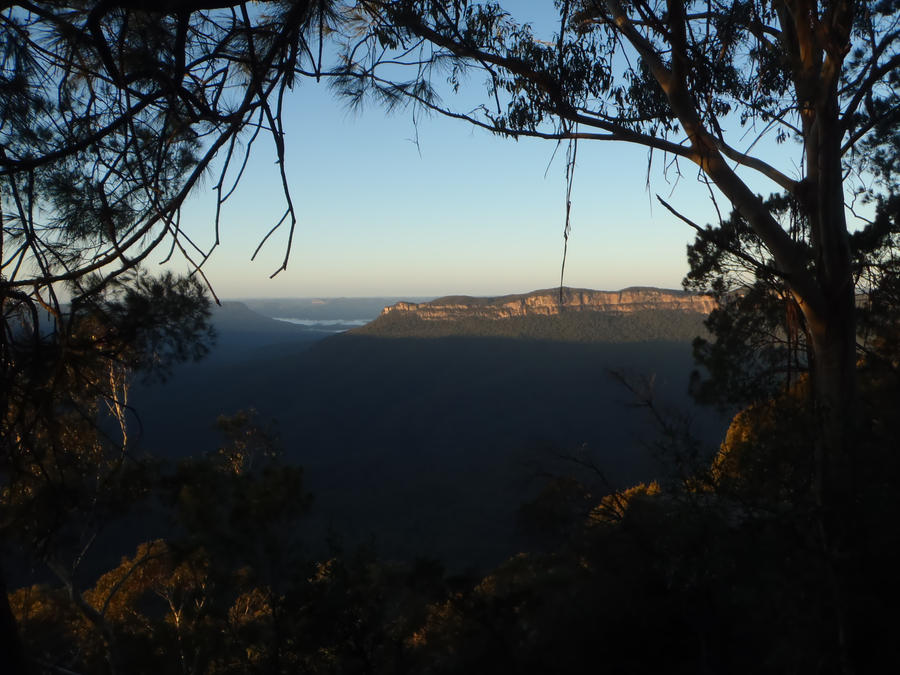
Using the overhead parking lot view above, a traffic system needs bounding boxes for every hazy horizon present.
[222,283,697,302]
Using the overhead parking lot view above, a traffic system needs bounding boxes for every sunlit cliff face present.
[382,288,717,321]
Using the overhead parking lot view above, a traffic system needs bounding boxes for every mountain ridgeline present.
[354,287,715,341]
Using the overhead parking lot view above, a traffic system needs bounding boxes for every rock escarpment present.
[381,287,716,321]
[355,287,715,342]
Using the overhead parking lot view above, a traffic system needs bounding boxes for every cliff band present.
[380,287,716,321]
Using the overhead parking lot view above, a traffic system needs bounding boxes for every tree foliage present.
[684,191,898,408]
[1,0,331,298]
[1,0,336,454]
[0,2,338,669]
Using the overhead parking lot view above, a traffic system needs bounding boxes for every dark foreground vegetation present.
[8,360,900,674]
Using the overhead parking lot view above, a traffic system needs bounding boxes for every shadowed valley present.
[128,288,725,568]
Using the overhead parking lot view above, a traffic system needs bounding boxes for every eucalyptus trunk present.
[803,82,858,492]
[796,78,858,674]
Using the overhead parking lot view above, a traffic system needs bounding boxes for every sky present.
[172,82,740,300]
[165,8,799,301]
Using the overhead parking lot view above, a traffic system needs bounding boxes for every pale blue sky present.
[166,7,804,300]
[171,82,746,300]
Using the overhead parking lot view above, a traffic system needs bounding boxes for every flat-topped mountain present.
[382,287,716,320]
[354,287,714,342]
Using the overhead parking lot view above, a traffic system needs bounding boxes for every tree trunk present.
[806,79,859,499]
[800,80,859,672]
[806,295,858,675]
[806,290,857,478]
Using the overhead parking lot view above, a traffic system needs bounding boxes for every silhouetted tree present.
[8,410,314,674]
[685,191,899,409]
[1,2,337,667]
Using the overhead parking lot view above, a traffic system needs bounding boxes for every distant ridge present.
[352,287,714,342]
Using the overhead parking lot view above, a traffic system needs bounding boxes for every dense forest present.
[3,0,900,673]
[355,307,709,341]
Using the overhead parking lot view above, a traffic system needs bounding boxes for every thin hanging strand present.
[559,129,578,304]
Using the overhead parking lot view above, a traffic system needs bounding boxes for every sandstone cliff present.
[354,287,714,342]
[380,287,716,321]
